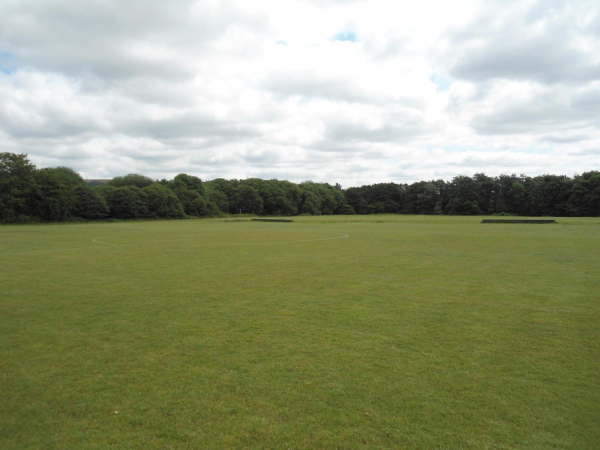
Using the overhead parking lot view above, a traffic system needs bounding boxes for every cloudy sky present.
[1,0,599,186]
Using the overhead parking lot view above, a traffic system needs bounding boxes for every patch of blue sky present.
[332,32,357,42]
[276,40,287,46]
[0,51,17,74]
[430,73,452,91]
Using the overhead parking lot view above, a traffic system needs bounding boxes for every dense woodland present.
[1,152,599,223]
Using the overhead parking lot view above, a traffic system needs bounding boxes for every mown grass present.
[1,215,599,449]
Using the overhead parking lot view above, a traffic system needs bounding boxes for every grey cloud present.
[0,0,597,186]
[469,86,600,135]
[122,113,260,141]
[325,123,417,143]
[243,150,282,166]
[566,147,600,156]
[571,86,600,114]
[251,169,316,181]
[0,0,269,80]
[324,115,426,144]
[109,79,202,108]
[444,154,538,168]
[309,143,364,154]
[450,36,600,85]
[543,134,591,144]
[264,72,370,103]
[0,85,112,138]
[262,71,426,109]
[444,0,600,84]
[364,37,411,62]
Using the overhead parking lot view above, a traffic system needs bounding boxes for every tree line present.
[1,152,598,223]
[346,172,600,217]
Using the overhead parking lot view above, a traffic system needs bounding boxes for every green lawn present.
[1,216,599,449]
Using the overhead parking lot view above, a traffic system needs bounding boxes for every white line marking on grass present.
[92,236,136,246]
[93,236,117,245]
[7,246,109,255]
[92,231,350,247]
[293,233,350,243]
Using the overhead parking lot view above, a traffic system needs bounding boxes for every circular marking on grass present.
[92,230,350,247]
[92,236,137,247]
[293,233,350,243]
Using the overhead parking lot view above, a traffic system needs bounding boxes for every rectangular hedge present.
[482,219,556,224]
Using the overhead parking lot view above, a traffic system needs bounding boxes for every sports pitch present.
[1,215,599,448]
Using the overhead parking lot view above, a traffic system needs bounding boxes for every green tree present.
[171,174,205,196]
[73,186,109,220]
[205,187,229,213]
[243,179,302,216]
[567,171,600,216]
[492,174,529,215]
[299,181,348,215]
[235,184,263,214]
[49,166,86,187]
[300,191,322,215]
[344,187,369,214]
[102,186,149,219]
[110,174,154,188]
[335,203,355,214]
[446,175,482,215]
[529,175,572,216]
[474,173,495,214]
[0,153,38,222]
[31,168,80,221]
[143,183,185,219]
[405,182,438,214]
[206,178,239,212]
[173,186,209,216]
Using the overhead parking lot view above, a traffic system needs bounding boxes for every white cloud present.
[0,0,598,187]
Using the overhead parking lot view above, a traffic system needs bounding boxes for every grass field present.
[1,215,599,449]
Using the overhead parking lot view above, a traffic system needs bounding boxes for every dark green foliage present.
[299,181,349,215]
[73,186,109,220]
[206,188,229,214]
[47,166,86,187]
[492,175,529,215]
[242,179,303,216]
[85,179,110,187]
[0,153,38,223]
[235,184,264,214]
[334,203,355,215]
[173,186,208,217]
[109,173,154,188]
[345,183,405,214]
[143,184,185,219]
[529,175,573,216]
[446,175,482,215]
[1,152,598,223]
[404,182,438,214]
[171,173,205,195]
[206,178,238,212]
[300,190,321,215]
[446,198,482,215]
[31,168,80,221]
[474,173,495,214]
[102,186,149,219]
[345,172,598,217]
[344,187,369,214]
[567,171,600,216]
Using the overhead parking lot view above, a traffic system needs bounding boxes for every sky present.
[1,0,599,187]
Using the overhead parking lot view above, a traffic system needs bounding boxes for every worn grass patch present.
[1,215,599,448]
